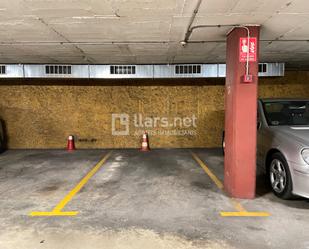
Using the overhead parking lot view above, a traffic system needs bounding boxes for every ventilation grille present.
[110,65,136,75]
[175,64,201,74]
[0,65,6,74]
[45,65,72,75]
[258,63,267,73]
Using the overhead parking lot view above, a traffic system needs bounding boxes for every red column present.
[224,26,260,199]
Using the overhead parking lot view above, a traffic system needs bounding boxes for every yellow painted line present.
[30,151,112,217]
[52,151,112,212]
[191,152,223,190]
[230,198,247,212]
[220,212,271,217]
[30,211,79,216]
[191,152,270,217]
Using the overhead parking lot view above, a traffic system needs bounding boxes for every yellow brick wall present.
[0,71,308,149]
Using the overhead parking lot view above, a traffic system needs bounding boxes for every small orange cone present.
[67,135,75,151]
[140,131,150,151]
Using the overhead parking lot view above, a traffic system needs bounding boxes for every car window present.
[263,101,309,126]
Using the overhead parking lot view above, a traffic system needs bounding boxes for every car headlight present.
[301,149,309,165]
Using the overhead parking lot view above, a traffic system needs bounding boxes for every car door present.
[257,101,269,173]
[257,105,263,167]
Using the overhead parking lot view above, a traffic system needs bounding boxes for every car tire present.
[268,152,293,199]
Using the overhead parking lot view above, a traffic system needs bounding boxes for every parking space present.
[1,0,309,248]
[0,149,308,249]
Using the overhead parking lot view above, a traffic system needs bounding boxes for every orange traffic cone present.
[67,135,75,151]
[140,131,150,152]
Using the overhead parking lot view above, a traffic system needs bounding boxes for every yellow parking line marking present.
[30,151,112,217]
[29,211,79,216]
[191,152,270,217]
[220,212,270,217]
[52,151,112,213]
[230,198,247,212]
[191,152,223,190]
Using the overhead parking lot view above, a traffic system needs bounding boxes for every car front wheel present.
[269,152,293,199]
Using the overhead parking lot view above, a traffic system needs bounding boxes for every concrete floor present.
[0,149,308,249]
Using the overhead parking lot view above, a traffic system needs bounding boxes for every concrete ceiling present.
[0,0,309,68]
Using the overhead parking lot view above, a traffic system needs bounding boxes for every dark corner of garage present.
[0,1,309,249]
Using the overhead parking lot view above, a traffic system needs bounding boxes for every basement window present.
[175,65,201,75]
[45,65,72,75]
[0,65,6,74]
[110,65,136,75]
[258,63,267,73]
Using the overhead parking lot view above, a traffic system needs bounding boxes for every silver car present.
[257,99,309,199]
